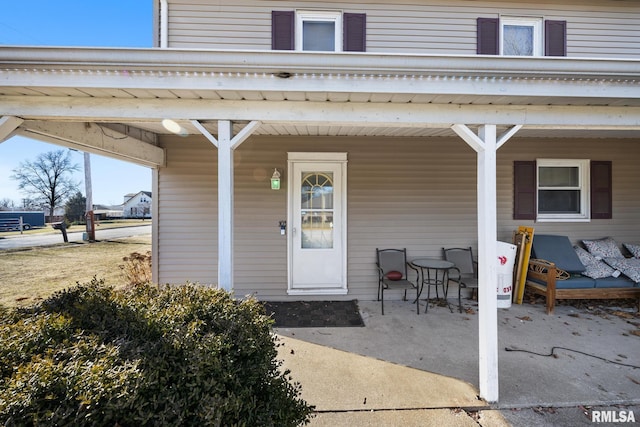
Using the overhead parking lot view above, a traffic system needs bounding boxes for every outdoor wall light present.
[271,168,281,190]
[161,119,188,136]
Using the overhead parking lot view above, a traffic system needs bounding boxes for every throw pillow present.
[623,243,640,258]
[573,246,617,279]
[582,237,624,259]
[603,257,640,283]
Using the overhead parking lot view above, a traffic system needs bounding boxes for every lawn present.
[0,235,151,307]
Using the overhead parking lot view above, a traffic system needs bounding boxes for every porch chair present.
[376,248,420,315]
[442,247,478,313]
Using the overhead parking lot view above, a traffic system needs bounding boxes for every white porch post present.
[191,119,261,292]
[451,123,499,403]
[476,124,499,403]
[217,120,234,292]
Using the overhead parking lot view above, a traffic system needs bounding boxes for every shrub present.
[0,279,313,426]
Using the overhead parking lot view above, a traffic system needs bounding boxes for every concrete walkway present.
[276,298,640,426]
[278,335,509,426]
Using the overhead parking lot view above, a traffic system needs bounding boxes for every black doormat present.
[263,300,365,328]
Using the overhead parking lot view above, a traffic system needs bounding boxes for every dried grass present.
[120,251,152,287]
[0,236,151,307]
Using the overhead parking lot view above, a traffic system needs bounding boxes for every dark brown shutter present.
[272,11,294,50]
[477,17,499,55]
[545,20,567,56]
[344,13,366,52]
[514,161,537,220]
[591,160,612,219]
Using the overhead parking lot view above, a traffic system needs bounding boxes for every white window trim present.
[537,158,590,222]
[295,10,343,52]
[500,16,543,56]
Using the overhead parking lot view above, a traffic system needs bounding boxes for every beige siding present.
[157,134,640,301]
[157,136,218,284]
[166,0,640,58]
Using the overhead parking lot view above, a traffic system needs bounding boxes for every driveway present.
[0,224,151,250]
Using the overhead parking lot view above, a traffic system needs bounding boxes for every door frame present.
[287,152,348,295]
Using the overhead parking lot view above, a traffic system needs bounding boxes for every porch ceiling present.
[1,46,639,141]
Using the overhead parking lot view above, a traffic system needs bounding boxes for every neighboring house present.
[122,191,152,219]
[92,204,124,220]
[1,0,639,402]
[46,206,66,224]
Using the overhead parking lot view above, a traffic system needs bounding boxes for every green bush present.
[0,279,313,426]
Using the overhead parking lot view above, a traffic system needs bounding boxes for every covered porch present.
[1,46,639,402]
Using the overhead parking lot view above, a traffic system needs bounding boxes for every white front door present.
[288,153,347,295]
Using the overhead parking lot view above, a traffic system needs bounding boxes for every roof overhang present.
[1,46,639,148]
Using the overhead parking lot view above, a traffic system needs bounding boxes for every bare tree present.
[0,198,16,211]
[10,150,80,218]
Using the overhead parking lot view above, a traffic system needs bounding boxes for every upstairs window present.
[297,10,341,52]
[477,17,566,56]
[272,10,366,52]
[501,17,542,56]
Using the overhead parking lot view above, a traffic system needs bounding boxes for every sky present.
[0,1,154,207]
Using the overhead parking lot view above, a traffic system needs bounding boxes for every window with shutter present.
[272,10,366,52]
[513,160,612,221]
[477,17,567,57]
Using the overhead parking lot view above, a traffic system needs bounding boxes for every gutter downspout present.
[160,0,168,48]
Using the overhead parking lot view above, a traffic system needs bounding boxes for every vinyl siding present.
[157,135,640,301]
[166,0,640,58]
[157,136,218,284]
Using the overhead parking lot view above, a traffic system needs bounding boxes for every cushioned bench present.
[524,235,640,314]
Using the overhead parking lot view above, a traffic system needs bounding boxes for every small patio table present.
[410,258,455,313]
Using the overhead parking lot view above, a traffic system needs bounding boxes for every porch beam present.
[451,124,484,152]
[0,115,23,143]
[191,120,219,147]
[497,125,522,149]
[453,123,500,403]
[17,120,164,167]
[4,96,640,129]
[230,120,261,150]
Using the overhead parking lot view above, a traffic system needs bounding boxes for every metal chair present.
[376,248,419,315]
[442,247,478,313]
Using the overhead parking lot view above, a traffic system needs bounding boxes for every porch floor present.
[276,298,640,426]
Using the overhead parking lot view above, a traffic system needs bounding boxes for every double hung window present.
[537,159,589,221]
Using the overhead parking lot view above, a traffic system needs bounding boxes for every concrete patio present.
[276,297,640,426]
